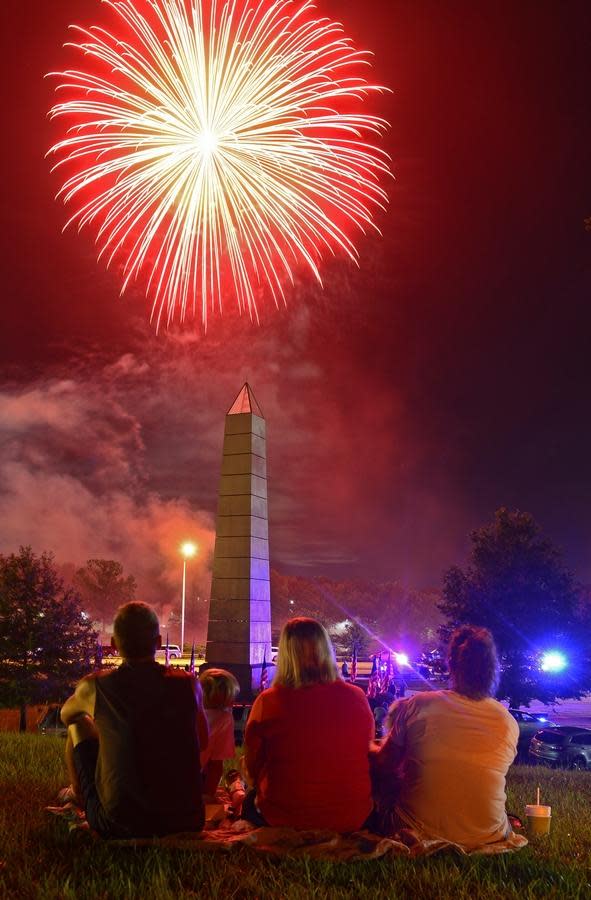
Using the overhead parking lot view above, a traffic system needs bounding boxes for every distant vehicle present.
[37,705,67,738]
[156,644,182,659]
[528,712,555,724]
[529,726,591,769]
[415,651,448,682]
[508,709,557,756]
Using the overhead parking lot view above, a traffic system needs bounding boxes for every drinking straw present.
[537,785,540,806]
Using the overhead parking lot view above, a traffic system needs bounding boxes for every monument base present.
[199,660,275,701]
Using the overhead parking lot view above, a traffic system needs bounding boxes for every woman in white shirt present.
[372,625,518,847]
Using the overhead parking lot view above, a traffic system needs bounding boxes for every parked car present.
[156,644,182,659]
[508,709,557,757]
[528,712,555,724]
[529,726,591,769]
[37,705,67,738]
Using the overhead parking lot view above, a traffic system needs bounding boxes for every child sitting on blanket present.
[199,668,240,802]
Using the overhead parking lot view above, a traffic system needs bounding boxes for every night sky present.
[1,0,590,609]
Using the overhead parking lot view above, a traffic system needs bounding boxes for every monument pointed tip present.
[228,383,264,418]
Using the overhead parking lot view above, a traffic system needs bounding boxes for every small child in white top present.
[199,668,239,799]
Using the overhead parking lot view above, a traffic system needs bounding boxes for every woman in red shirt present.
[243,618,374,832]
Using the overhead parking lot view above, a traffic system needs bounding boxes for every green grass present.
[0,734,590,899]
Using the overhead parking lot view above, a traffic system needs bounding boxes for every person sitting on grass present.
[242,617,375,832]
[199,668,239,801]
[61,601,209,838]
[371,625,518,847]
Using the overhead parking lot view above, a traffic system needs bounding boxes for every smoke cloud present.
[0,372,215,625]
[0,289,470,615]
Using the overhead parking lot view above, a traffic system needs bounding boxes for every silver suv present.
[156,644,182,660]
[529,726,591,769]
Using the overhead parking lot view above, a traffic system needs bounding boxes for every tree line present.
[1,507,590,728]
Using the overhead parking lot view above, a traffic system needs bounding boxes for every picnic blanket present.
[46,789,527,860]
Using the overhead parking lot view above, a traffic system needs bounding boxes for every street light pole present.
[181,556,187,655]
[180,541,197,656]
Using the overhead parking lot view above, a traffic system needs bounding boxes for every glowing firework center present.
[48,0,390,329]
[204,384,272,697]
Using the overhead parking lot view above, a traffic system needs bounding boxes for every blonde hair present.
[274,618,338,689]
[199,668,240,708]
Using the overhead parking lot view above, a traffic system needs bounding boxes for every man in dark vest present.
[61,601,208,837]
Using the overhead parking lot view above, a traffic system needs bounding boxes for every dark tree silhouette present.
[337,621,373,658]
[0,547,97,730]
[74,559,136,635]
[439,508,591,707]
[270,570,442,658]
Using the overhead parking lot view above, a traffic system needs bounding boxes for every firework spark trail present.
[47,0,391,329]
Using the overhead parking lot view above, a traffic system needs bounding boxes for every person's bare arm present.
[60,677,96,726]
[370,700,407,771]
[371,728,405,770]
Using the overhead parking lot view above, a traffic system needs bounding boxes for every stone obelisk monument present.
[205,384,272,698]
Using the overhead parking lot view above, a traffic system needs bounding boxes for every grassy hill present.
[0,733,590,899]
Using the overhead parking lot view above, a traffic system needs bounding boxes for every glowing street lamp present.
[180,542,197,655]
